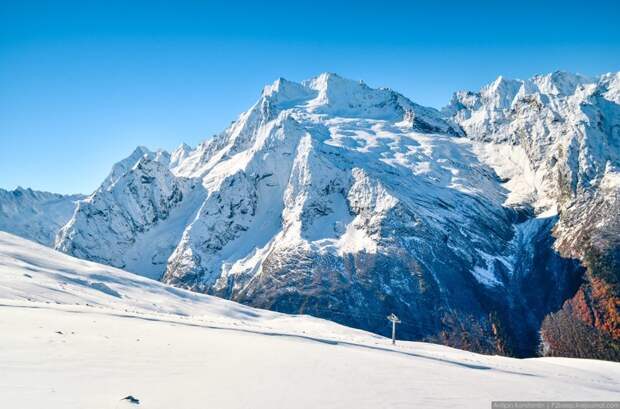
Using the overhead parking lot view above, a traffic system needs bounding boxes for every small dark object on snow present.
[121,395,140,405]
[55,331,63,335]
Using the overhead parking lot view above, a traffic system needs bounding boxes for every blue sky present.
[1,0,619,194]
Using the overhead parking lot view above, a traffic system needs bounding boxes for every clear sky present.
[1,0,619,194]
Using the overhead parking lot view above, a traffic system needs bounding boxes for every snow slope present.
[0,231,618,409]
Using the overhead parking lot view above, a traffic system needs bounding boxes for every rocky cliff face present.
[33,71,620,358]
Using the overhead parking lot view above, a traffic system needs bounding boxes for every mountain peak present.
[13,186,32,194]
[131,145,152,158]
[254,73,406,120]
[101,146,158,190]
[531,70,593,96]
[481,75,523,108]
[261,77,314,107]
[170,143,193,170]
[175,142,191,152]
[298,73,411,120]
[302,72,370,97]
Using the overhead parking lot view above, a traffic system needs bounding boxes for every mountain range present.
[2,71,618,359]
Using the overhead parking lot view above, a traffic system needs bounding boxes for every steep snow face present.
[55,155,206,279]
[166,114,308,290]
[0,187,83,245]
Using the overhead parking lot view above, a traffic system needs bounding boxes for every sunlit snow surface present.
[1,232,618,409]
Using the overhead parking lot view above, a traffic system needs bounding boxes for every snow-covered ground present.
[1,231,618,409]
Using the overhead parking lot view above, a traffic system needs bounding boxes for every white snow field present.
[0,232,618,409]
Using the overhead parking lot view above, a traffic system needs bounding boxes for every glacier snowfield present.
[0,232,618,409]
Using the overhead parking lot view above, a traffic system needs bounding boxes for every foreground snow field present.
[0,232,618,409]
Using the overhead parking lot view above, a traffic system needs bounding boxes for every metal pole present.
[387,313,401,345]
[392,320,396,345]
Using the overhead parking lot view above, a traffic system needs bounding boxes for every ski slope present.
[0,232,618,409]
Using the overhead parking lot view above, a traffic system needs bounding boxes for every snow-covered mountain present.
[0,187,83,245]
[445,71,619,208]
[4,71,618,359]
[55,148,206,279]
[446,71,620,358]
[1,231,618,408]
